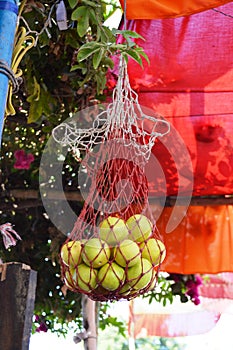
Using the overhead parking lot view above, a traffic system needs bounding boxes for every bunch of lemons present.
[61,214,166,299]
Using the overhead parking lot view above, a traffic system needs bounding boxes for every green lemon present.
[126,214,153,242]
[82,238,111,268]
[113,239,141,267]
[127,258,153,290]
[97,262,125,291]
[99,216,129,246]
[61,240,83,267]
[140,238,166,266]
[75,263,98,292]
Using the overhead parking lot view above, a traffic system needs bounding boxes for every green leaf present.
[121,52,128,63]
[71,6,90,37]
[100,26,116,43]
[82,0,100,8]
[135,47,150,64]
[112,29,145,41]
[77,15,90,37]
[93,47,105,69]
[125,48,142,66]
[95,72,106,94]
[102,56,114,69]
[88,8,98,24]
[77,46,101,62]
[68,0,78,9]
[65,30,80,49]
[71,6,86,20]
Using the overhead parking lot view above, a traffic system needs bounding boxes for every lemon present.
[99,216,129,246]
[61,240,83,267]
[127,258,153,290]
[126,214,153,242]
[140,238,166,266]
[75,263,98,292]
[64,267,76,288]
[97,262,125,291]
[113,239,141,267]
[82,238,111,268]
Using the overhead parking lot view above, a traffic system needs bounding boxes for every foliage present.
[98,325,187,350]
[142,273,202,306]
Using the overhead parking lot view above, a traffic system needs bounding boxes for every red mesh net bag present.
[53,57,170,301]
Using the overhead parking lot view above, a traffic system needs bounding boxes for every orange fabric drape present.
[156,205,233,274]
[120,0,233,19]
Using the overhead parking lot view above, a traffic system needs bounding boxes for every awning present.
[120,0,233,19]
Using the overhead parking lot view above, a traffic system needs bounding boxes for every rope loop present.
[0,59,22,93]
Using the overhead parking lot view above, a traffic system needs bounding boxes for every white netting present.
[54,56,170,301]
[52,57,170,161]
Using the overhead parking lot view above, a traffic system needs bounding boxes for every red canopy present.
[113,4,233,274]
[123,3,233,197]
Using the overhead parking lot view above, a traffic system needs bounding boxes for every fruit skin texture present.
[113,239,141,267]
[61,240,83,267]
[64,267,76,289]
[126,214,153,242]
[97,262,125,291]
[82,238,111,268]
[75,263,98,292]
[127,258,153,290]
[99,216,129,246]
[140,238,166,266]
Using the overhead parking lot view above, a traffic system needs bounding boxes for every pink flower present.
[14,149,34,170]
[0,223,22,249]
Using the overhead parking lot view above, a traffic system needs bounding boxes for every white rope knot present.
[0,60,22,93]
[0,223,22,249]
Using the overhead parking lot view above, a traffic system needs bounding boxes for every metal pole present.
[0,0,18,144]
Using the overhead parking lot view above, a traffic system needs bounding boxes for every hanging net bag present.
[53,56,170,301]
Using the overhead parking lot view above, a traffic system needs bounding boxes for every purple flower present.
[193,297,201,305]
[36,322,48,333]
[195,275,203,286]
[34,315,40,322]
[14,149,34,170]
[185,280,196,289]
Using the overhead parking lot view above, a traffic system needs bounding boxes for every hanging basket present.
[53,57,170,301]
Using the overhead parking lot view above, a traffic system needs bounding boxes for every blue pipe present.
[0,0,18,145]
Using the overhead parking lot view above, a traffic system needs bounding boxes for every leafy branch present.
[69,0,149,93]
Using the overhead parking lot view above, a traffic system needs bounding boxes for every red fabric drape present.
[199,273,233,298]
[123,3,233,197]
[120,0,233,19]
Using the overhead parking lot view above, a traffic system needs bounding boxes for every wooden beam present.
[150,195,233,207]
[1,189,233,208]
[0,262,37,350]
